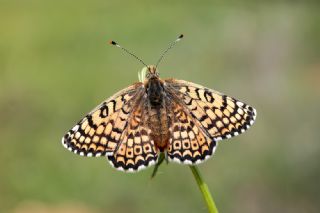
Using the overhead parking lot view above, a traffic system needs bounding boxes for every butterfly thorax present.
[145,65,162,105]
[145,72,170,152]
[147,77,164,105]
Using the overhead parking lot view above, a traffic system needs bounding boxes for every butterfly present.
[62,35,257,172]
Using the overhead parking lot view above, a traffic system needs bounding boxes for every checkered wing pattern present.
[62,83,157,172]
[164,79,257,164]
[166,99,217,164]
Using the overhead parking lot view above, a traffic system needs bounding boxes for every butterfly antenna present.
[155,34,184,69]
[109,40,148,67]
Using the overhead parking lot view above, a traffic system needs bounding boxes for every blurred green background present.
[1,1,320,213]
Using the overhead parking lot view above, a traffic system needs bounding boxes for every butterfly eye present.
[146,73,151,78]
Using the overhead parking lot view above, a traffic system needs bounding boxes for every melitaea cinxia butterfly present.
[62,35,257,172]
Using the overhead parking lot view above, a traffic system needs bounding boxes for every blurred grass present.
[1,1,320,213]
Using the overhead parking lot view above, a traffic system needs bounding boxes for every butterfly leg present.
[151,152,166,178]
[164,151,169,164]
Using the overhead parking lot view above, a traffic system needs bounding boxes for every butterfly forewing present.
[165,79,257,143]
[62,83,142,157]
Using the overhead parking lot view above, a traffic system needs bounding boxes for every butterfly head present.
[146,65,159,79]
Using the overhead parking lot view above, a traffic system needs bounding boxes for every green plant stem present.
[189,165,219,213]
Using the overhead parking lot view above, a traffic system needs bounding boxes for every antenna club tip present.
[109,40,117,45]
[178,34,184,39]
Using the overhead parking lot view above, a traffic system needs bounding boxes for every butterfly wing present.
[62,83,157,172]
[164,79,257,164]
[107,96,158,172]
[165,99,217,164]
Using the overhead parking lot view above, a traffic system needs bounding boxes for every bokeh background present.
[1,1,319,213]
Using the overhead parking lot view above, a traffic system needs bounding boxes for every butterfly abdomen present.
[146,78,170,151]
[148,106,170,151]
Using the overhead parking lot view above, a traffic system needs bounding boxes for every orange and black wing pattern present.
[164,79,257,164]
[62,83,157,172]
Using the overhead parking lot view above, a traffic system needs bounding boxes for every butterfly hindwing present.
[107,99,158,172]
[166,99,217,164]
